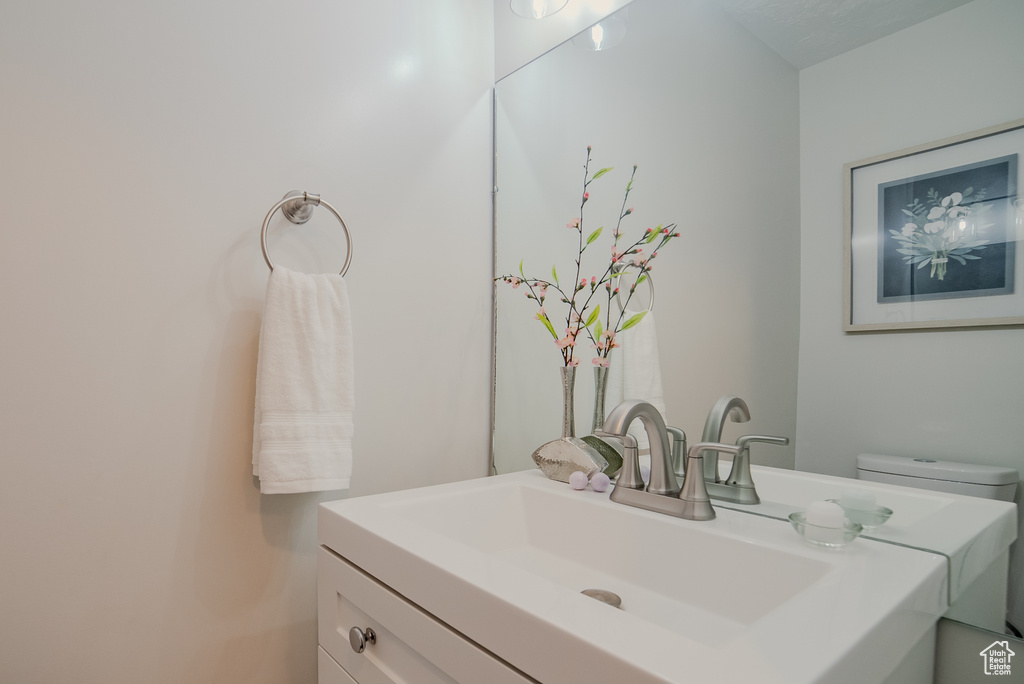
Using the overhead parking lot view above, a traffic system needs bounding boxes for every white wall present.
[0,1,493,682]
[494,0,801,473]
[797,0,1024,625]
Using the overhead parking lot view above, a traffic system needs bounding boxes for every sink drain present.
[581,588,622,609]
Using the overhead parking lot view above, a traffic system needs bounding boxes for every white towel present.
[252,266,354,494]
[604,310,667,450]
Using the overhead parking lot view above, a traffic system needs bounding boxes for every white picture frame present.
[843,118,1024,332]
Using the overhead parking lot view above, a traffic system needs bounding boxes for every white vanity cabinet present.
[317,546,535,684]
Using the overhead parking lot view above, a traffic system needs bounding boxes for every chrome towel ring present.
[261,190,353,276]
[612,262,655,314]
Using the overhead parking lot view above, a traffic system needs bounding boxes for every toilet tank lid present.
[856,453,1019,486]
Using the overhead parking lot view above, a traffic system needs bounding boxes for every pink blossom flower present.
[556,335,575,349]
[510,277,521,289]
[567,218,581,229]
[592,357,610,367]
[568,357,581,367]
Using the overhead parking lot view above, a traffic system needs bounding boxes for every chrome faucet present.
[599,400,679,496]
[597,400,738,521]
[707,434,790,504]
[700,396,750,482]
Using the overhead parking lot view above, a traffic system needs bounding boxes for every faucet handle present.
[736,434,789,450]
[596,432,643,490]
[725,435,790,490]
[679,442,740,521]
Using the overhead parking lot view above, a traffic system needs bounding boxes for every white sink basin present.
[321,470,947,684]
[714,463,1017,606]
[388,481,828,644]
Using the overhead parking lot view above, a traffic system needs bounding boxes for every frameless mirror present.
[493,0,801,474]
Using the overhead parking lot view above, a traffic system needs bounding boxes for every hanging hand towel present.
[252,266,354,494]
[606,309,667,451]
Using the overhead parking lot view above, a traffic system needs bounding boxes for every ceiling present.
[711,0,976,69]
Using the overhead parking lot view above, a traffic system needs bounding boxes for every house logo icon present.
[980,640,1015,676]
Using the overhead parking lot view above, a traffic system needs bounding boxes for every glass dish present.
[826,499,894,528]
[789,512,863,548]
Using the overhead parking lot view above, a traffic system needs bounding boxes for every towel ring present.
[612,262,655,314]
[261,190,352,276]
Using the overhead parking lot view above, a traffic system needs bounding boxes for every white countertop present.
[713,463,1018,604]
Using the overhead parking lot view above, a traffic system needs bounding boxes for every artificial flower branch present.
[496,147,680,368]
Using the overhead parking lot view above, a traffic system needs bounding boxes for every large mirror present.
[493,0,802,474]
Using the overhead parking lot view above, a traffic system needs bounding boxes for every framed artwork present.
[844,118,1024,331]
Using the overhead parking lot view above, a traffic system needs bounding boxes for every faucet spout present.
[602,400,679,496]
[700,396,750,482]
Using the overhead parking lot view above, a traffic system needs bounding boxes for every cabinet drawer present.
[318,547,534,684]
[319,647,358,684]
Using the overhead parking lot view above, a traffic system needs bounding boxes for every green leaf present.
[586,305,600,327]
[519,259,525,278]
[580,435,623,477]
[537,314,558,339]
[552,264,559,285]
[635,275,647,286]
[591,167,613,181]
[594,320,603,341]
[586,227,603,245]
[620,311,648,331]
[645,225,662,243]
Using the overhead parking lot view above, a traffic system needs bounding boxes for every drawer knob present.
[348,626,376,654]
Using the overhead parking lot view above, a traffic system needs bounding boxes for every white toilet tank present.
[856,452,1018,502]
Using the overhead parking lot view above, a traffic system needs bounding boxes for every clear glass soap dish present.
[826,499,894,529]
[789,512,863,548]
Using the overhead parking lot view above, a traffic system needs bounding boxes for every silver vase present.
[592,364,609,433]
[582,365,623,476]
[531,366,608,482]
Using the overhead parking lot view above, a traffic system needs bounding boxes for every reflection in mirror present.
[493,0,801,475]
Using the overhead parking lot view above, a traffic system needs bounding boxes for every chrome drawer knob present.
[348,626,376,654]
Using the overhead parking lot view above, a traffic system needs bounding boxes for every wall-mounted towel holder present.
[261,190,352,276]
[611,262,655,313]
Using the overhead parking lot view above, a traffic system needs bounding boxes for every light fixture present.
[572,7,628,51]
[509,0,568,19]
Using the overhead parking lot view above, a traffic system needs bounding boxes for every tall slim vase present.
[531,366,608,482]
[582,365,624,476]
